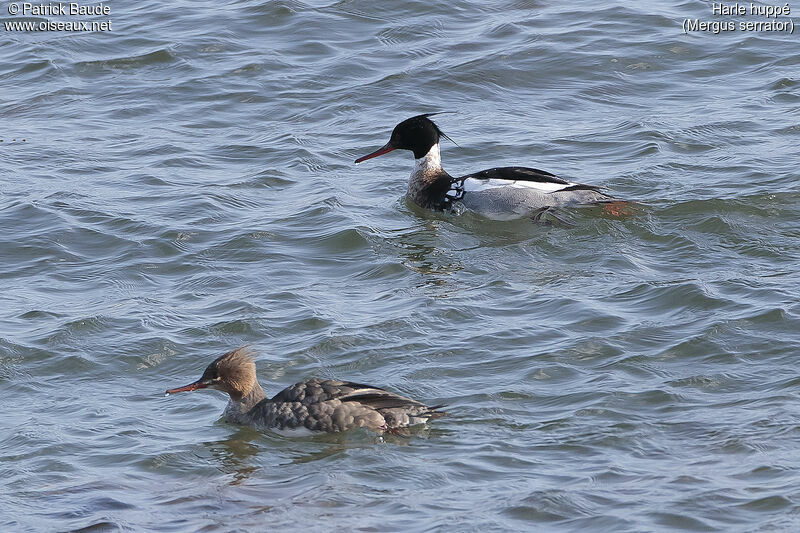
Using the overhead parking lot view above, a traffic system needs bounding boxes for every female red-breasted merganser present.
[165,347,444,434]
[355,113,622,220]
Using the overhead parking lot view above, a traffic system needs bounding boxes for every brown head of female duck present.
[166,347,444,435]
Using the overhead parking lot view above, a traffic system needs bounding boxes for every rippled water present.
[2,0,800,530]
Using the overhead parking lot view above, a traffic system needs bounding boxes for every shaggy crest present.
[204,346,257,400]
[417,112,458,146]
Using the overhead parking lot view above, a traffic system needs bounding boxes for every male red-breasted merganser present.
[165,347,444,434]
[355,113,623,220]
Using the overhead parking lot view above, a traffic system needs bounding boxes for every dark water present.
[2,0,800,530]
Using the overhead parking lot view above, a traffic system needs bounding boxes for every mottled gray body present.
[226,378,439,433]
[458,186,612,220]
[169,348,443,434]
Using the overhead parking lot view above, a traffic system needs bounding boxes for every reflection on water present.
[206,428,262,485]
[205,424,441,475]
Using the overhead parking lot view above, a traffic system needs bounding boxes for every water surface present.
[2,0,800,530]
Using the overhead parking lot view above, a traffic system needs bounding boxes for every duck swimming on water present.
[165,347,444,434]
[355,113,626,221]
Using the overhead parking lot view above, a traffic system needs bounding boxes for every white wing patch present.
[462,177,574,193]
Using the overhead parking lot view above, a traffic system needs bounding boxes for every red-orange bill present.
[165,380,208,395]
[354,142,395,164]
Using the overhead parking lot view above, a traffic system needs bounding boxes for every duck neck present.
[224,381,267,424]
[408,143,450,208]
